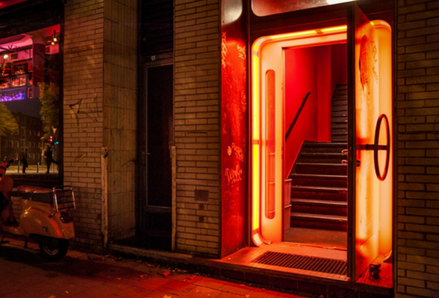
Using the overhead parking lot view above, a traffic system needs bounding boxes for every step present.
[331,105,347,112]
[333,95,347,99]
[291,198,347,216]
[302,142,347,153]
[331,119,348,125]
[331,136,348,142]
[294,163,347,175]
[290,174,347,188]
[290,212,347,231]
[331,104,347,110]
[291,185,347,201]
[331,123,347,130]
[331,117,348,126]
[331,100,347,106]
[298,152,345,163]
[333,91,347,96]
[331,135,348,142]
[331,99,347,104]
[331,135,348,141]
[332,111,347,118]
[331,130,348,137]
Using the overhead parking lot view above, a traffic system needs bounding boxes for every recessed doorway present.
[249,18,393,285]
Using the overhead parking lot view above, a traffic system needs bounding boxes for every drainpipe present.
[171,145,176,251]
[101,146,109,252]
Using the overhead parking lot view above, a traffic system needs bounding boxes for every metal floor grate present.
[252,251,347,275]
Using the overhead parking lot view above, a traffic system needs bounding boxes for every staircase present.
[289,85,348,231]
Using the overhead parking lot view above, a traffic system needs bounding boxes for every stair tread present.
[291,198,347,206]
[287,85,348,231]
[291,173,347,179]
[304,143,347,148]
[291,185,347,192]
[291,212,347,221]
[296,162,346,166]
[301,152,344,156]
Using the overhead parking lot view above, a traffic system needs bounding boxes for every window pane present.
[0,25,60,175]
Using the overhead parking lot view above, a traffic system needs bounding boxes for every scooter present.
[0,159,76,261]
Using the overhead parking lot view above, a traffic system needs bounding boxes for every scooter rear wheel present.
[39,239,69,261]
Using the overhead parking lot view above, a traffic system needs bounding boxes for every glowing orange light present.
[355,19,393,279]
[321,25,347,33]
[252,144,260,230]
[252,55,260,139]
[251,47,261,239]
[269,30,317,40]
[375,20,393,255]
[251,25,348,245]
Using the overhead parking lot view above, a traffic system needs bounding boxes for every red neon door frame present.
[251,26,348,245]
[250,7,393,280]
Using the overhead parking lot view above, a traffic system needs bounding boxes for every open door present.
[348,5,393,280]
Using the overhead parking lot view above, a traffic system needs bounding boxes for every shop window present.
[252,0,357,16]
[0,24,60,175]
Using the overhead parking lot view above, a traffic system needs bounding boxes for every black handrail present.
[285,92,311,141]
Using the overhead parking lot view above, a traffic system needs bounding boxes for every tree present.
[39,82,59,139]
[0,103,18,136]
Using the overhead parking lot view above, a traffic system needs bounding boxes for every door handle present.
[357,114,390,181]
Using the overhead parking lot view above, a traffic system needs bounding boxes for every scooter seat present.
[17,185,53,203]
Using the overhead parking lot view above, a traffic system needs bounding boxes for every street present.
[0,237,305,298]
[5,163,58,175]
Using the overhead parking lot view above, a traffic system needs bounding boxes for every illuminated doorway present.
[250,16,393,282]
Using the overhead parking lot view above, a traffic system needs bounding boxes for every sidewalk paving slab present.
[0,237,307,298]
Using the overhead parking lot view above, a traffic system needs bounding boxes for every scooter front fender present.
[20,207,74,239]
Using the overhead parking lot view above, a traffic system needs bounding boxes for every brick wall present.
[64,0,105,252]
[396,1,439,297]
[63,0,137,251]
[174,0,221,257]
[103,0,138,241]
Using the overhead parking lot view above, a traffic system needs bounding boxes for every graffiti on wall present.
[221,21,248,256]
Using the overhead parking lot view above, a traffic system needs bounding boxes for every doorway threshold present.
[218,242,349,282]
[108,242,392,298]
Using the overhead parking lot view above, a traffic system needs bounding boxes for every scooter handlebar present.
[0,159,15,176]
[6,159,15,167]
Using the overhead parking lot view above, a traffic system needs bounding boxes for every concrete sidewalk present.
[0,237,306,298]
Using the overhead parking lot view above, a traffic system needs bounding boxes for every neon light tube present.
[321,25,347,33]
[269,30,317,40]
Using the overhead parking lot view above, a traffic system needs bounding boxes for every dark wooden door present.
[144,65,173,250]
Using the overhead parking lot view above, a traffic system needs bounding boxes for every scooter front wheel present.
[39,239,69,261]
